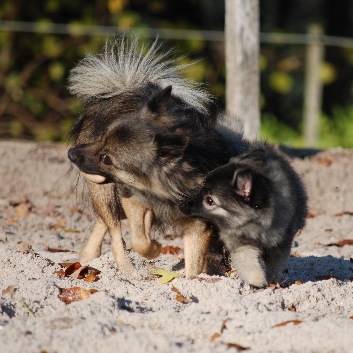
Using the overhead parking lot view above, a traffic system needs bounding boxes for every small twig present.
[20,299,35,318]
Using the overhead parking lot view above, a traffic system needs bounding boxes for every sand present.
[0,140,353,353]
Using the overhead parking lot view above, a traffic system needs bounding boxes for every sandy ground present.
[0,140,353,353]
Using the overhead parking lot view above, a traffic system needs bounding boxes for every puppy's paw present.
[239,269,268,288]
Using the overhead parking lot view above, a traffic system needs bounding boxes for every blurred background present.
[0,0,353,148]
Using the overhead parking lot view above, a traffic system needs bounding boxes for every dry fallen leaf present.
[15,242,34,253]
[2,285,16,296]
[317,158,332,166]
[327,239,353,247]
[55,262,100,282]
[148,266,183,284]
[10,198,33,218]
[47,247,74,253]
[307,211,317,218]
[273,320,302,328]
[222,342,249,351]
[210,333,221,342]
[161,245,182,255]
[334,211,353,217]
[196,277,222,283]
[58,287,98,304]
[171,286,190,304]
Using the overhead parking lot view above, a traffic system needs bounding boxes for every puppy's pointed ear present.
[232,170,253,200]
[148,85,173,113]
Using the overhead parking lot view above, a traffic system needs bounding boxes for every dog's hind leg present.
[83,180,134,274]
[182,219,212,278]
[121,196,161,259]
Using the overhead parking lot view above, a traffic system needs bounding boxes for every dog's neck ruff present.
[68,37,212,114]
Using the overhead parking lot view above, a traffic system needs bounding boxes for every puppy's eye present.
[204,195,215,206]
[100,154,112,166]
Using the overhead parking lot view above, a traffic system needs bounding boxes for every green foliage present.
[319,107,353,148]
[0,0,352,148]
[261,113,303,147]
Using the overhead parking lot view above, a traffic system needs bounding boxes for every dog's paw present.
[131,240,162,259]
[80,248,101,263]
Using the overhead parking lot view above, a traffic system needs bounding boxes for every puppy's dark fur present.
[68,38,230,277]
[181,136,308,286]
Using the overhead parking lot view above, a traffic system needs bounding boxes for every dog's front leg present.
[121,196,161,259]
[182,219,212,278]
[80,216,107,263]
[83,180,134,274]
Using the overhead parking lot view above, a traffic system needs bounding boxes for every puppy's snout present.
[68,147,84,165]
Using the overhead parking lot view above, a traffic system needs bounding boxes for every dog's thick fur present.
[67,38,230,277]
[181,119,308,286]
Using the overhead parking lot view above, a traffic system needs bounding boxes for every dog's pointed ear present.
[148,85,173,114]
[155,133,189,159]
[232,170,253,200]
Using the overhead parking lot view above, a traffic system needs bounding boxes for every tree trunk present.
[225,0,260,140]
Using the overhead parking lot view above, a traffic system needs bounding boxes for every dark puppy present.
[68,38,230,277]
[181,138,308,286]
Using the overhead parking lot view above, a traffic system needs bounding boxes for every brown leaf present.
[222,342,249,350]
[220,319,228,333]
[327,239,353,247]
[293,280,303,285]
[307,211,317,218]
[288,305,297,312]
[64,262,82,277]
[334,211,353,217]
[2,285,16,296]
[171,286,190,304]
[15,242,33,253]
[84,272,99,282]
[291,253,301,257]
[317,158,332,166]
[350,316,353,320]
[210,332,221,342]
[273,320,302,328]
[48,247,74,253]
[196,277,222,283]
[5,217,17,223]
[58,287,98,304]
[161,245,182,255]
[56,262,101,282]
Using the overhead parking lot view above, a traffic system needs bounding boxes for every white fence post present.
[303,24,324,147]
[225,0,260,140]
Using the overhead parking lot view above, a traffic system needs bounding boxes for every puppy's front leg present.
[183,219,212,278]
[231,245,267,287]
[121,196,161,259]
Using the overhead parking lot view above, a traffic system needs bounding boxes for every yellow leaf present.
[148,266,183,284]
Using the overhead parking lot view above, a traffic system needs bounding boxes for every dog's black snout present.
[178,200,191,215]
[68,147,83,164]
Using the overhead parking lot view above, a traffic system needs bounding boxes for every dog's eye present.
[204,195,215,206]
[100,154,112,166]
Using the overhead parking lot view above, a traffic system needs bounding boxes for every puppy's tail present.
[68,36,213,114]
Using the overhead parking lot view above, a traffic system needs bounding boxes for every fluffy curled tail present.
[68,36,213,114]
